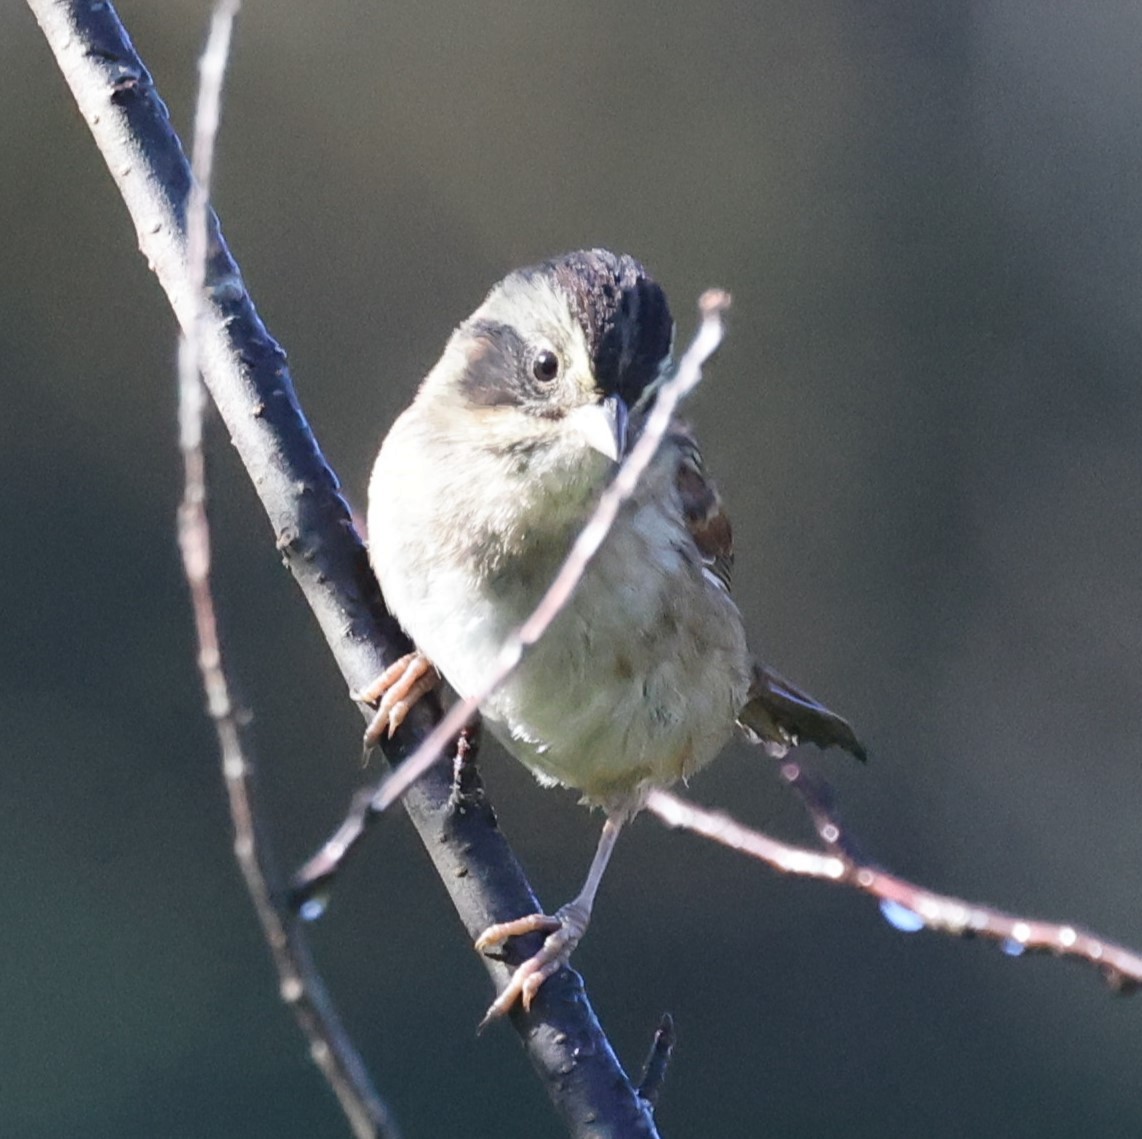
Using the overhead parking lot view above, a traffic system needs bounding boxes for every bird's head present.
[419,249,675,467]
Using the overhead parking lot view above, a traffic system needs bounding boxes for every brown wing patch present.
[671,428,734,592]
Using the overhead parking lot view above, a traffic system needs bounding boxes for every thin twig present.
[175,5,399,1137]
[777,761,866,861]
[645,788,847,881]
[292,290,732,900]
[645,785,1142,993]
[28,3,661,1134]
[636,1015,677,1110]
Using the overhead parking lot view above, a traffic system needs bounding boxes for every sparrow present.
[363,249,864,1024]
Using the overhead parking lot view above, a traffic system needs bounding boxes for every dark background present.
[6,2,1142,1136]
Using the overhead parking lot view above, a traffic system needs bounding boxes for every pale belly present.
[385,507,752,807]
[483,579,750,805]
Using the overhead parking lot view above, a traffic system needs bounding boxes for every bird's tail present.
[737,662,867,763]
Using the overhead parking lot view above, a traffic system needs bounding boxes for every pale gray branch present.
[647,782,1142,993]
[176,4,399,1136]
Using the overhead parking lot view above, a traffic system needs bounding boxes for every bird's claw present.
[353,651,439,746]
[475,901,591,1029]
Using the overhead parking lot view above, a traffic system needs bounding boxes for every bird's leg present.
[353,651,440,747]
[475,813,624,1028]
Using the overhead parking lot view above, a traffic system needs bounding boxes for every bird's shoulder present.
[659,422,734,593]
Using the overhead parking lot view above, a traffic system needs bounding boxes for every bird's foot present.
[353,651,439,746]
[474,900,591,1029]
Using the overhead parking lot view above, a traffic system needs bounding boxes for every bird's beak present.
[567,395,629,463]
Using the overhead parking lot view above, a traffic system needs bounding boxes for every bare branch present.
[292,290,733,900]
[27,1,660,1134]
[176,5,399,1137]
[646,783,1142,993]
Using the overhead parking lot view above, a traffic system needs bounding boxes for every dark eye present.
[532,349,560,384]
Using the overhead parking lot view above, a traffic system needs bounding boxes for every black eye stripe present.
[458,320,564,410]
[459,250,673,415]
[458,319,530,408]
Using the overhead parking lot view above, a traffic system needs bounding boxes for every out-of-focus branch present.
[26,1,660,1135]
[636,1015,677,1111]
[291,291,732,905]
[176,4,398,1137]
[647,776,1142,992]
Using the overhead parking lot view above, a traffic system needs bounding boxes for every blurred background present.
[6,2,1142,1135]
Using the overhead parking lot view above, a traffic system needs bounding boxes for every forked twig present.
[175,5,399,1137]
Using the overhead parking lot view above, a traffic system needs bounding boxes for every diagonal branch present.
[646,780,1142,992]
[26,1,660,1135]
[176,4,399,1137]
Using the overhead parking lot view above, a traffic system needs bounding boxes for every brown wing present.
[666,426,867,762]
[671,427,734,592]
